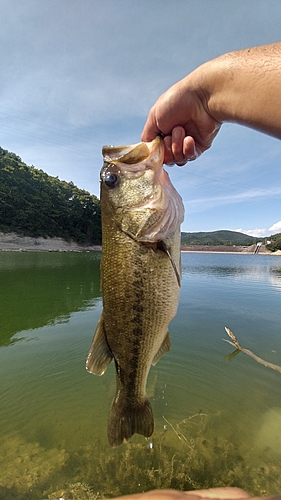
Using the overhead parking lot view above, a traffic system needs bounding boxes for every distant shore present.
[182,245,281,255]
[0,232,280,255]
[181,244,272,255]
[0,232,102,252]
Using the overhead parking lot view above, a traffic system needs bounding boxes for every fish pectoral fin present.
[157,240,181,287]
[152,332,171,366]
[86,313,113,376]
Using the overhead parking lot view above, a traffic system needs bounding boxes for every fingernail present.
[173,128,182,140]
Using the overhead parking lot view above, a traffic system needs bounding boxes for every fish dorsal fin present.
[102,142,149,165]
[157,240,181,287]
[152,332,171,366]
[86,313,113,375]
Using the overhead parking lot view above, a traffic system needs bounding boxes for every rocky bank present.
[0,232,102,252]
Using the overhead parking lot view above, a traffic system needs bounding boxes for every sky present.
[1,0,281,237]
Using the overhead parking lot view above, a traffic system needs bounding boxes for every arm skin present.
[141,42,281,166]
[109,488,281,500]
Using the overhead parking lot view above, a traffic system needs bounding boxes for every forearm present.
[141,42,281,165]
[197,42,281,138]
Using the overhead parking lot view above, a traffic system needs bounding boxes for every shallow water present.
[0,251,281,499]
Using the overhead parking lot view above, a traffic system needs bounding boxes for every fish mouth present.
[101,136,164,177]
[100,136,184,241]
[100,137,165,210]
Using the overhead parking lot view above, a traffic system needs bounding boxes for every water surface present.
[1,252,281,499]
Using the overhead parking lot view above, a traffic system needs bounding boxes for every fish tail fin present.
[107,393,154,447]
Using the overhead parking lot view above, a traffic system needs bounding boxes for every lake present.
[0,251,281,499]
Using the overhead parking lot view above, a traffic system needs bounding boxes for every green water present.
[1,251,281,499]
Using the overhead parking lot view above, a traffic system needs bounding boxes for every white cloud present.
[269,221,281,233]
[235,228,267,238]
[234,222,281,238]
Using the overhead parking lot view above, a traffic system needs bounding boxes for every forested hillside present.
[0,147,101,244]
[266,233,281,251]
[2,146,277,250]
[181,230,256,246]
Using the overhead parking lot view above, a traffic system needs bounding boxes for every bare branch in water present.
[223,327,281,374]
[162,413,208,445]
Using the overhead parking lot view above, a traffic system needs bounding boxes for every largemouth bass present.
[86,136,184,447]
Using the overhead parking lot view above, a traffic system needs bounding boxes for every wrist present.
[191,56,234,124]
[194,43,281,139]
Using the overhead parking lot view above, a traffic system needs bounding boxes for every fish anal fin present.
[107,393,154,447]
[86,313,113,375]
[152,332,171,366]
[157,240,181,287]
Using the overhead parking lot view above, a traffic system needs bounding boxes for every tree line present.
[1,146,280,251]
[181,230,256,247]
[0,147,101,244]
[266,233,281,252]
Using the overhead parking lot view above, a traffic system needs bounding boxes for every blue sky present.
[1,0,281,237]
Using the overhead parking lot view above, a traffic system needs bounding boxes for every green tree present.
[266,233,281,251]
[0,146,101,244]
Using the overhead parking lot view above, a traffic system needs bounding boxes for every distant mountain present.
[181,230,257,247]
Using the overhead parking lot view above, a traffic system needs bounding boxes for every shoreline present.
[0,232,102,253]
[181,250,274,255]
[181,244,272,255]
[0,232,279,255]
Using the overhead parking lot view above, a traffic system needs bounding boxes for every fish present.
[86,136,184,447]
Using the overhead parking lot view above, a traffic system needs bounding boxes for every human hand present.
[141,70,221,166]
[110,487,281,500]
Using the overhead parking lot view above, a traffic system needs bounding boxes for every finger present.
[163,135,175,165]
[109,490,188,500]
[141,107,160,142]
[176,136,201,167]
[106,488,254,500]
[171,126,186,164]
[184,487,252,499]
[182,136,201,161]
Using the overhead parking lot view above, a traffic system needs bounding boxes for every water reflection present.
[269,267,281,290]
[0,252,101,346]
[182,252,281,284]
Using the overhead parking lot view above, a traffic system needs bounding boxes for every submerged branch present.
[162,415,188,443]
[223,327,281,374]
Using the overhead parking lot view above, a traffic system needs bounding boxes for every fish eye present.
[104,172,119,188]
[101,163,120,189]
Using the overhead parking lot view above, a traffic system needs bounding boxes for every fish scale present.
[86,137,184,446]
